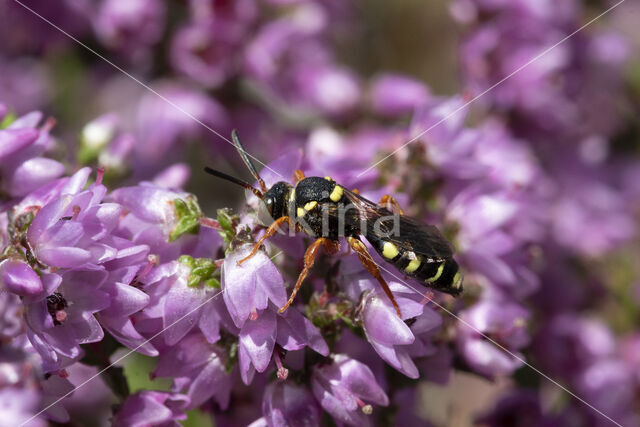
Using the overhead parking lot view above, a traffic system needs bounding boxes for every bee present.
[205,131,463,317]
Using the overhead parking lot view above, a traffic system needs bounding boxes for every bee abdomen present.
[368,236,463,296]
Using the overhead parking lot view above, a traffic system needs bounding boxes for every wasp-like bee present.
[205,131,463,317]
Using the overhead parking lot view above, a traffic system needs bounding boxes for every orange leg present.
[378,195,404,215]
[293,169,306,183]
[238,216,290,265]
[347,236,402,318]
[278,238,339,313]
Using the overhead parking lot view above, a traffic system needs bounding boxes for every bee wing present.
[339,188,455,260]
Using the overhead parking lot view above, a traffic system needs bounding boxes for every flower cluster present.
[1,0,639,425]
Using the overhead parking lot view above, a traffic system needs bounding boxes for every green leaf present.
[121,352,171,394]
[182,408,214,427]
[205,277,221,289]
[169,198,203,242]
[0,111,17,129]
[216,208,237,245]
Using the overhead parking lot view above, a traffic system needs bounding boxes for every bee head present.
[258,181,292,225]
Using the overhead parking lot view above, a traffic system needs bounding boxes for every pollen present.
[426,262,445,283]
[382,242,399,259]
[405,258,421,273]
[329,185,343,202]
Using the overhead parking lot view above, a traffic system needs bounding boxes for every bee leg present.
[238,216,290,265]
[279,238,338,313]
[378,195,404,215]
[293,169,306,183]
[347,236,402,318]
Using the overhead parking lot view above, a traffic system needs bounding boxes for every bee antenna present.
[204,167,264,199]
[231,130,268,193]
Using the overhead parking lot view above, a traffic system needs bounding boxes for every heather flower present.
[110,182,221,258]
[0,388,45,427]
[0,258,43,296]
[93,0,167,61]
[370,73,431,117]
[24,269,110,372]
[153,332,232,410]
[113,391,189,427]
[252,382,321,427]
[457,299,529,377]
[533,315,615,381]
[0,346,46,427]
[244,4,361,118]
[359,283,441,378]
[0,288,23,340]
[549,169,635,256]
[311,354,389,426]
[133,84,229,173]
[222,246,287,328]
[446,183,541,297]
[238,306,329,384]
[133,259,222,346]
[25,169,119,269]
[96,264,157,356]
[0,111,64,198]
[171,18,246,89]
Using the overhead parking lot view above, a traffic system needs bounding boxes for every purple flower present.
[0,388,45,427]
[0,258,43,296]
[360,283,441,378]
[24,269,110,372]
[97,264,157,356]
[0,289,23,340]
[134,260,222,346]
[447,183,541,297]
[370,73,431,117]
[133,84,228,174]
[457,298,529,377]
[222,246,287,328]
[252,382,321,427]
[171,18,245,88]
[0,346,46,427]
[238,307,329,385]
[93,0,166,60]
[0,112,64,198]
[113,391,189,427]
[153,332,232,410]
[25,169,122,269]
[533,315,615,381]
[311,354,389,426]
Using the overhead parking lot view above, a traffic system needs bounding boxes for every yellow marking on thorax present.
[324,176,334,181]
[297,200,318,217]
[329,185,343,202]
[425,262,445,283]
[405,258,421,273]
[382,242,399,259]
